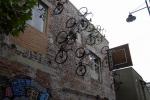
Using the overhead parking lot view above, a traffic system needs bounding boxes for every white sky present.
[70,0,150,82]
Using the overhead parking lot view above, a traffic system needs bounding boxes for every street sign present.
[108,44,133,70]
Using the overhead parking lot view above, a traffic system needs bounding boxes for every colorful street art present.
[0,75,51,100]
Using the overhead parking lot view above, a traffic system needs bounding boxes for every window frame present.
[89,51,102,82]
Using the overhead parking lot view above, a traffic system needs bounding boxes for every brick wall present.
[0,0,116,100]
[12,25,48,54]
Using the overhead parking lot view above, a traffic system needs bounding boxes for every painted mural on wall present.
[0,75,51,100]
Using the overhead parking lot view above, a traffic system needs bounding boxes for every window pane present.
[27,3,47,32]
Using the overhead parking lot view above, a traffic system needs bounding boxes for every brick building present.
[0,0,115,100]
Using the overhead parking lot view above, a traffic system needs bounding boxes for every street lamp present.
[126,13,136,22]
[126,0,150,22]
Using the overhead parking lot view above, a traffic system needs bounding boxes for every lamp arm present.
[130,6,147,14]
[130,0,150,15]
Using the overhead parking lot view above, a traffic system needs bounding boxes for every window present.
[89,51,102,81]
[27,2,48,32]
[89,52,101,73]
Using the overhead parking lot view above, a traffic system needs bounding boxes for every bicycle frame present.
[75,48,91,76]
[53,0,68,15]
[56,30,77,45]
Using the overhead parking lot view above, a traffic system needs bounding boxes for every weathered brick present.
[35,69,51,88]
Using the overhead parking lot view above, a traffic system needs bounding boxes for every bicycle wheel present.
[56,31,67,44]
[75,47,85,58]
[78,7,88,16]
[53,3,64,15]
[66,17,76,28]
[55,50,68,64]
[86,35,95,45]
[76,65,86,76]
[101,46,109,54]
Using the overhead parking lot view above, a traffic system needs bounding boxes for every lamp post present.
[126,0,150,22]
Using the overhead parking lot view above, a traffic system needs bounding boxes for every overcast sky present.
[70,0,150,82]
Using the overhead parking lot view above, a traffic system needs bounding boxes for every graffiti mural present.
[0,75,51,100]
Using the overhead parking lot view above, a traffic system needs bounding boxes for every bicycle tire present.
[101,46,109,54]
[76,64,86,76]
[56,31,67,44]
[66,17,76,28]
[55,50,68,64]
[75,47,85,58]
[53,3,64,15]
[78,7,88,16]
[86,35,96,45]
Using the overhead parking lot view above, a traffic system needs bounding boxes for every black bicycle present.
[55,44,72,64]
[55,30,77,45]
[75,60,87,76]
[86,32,105,46]
[53,0,68,15]
[65,17,89,33]
[75,47,91,76]
[78,7,93,21]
